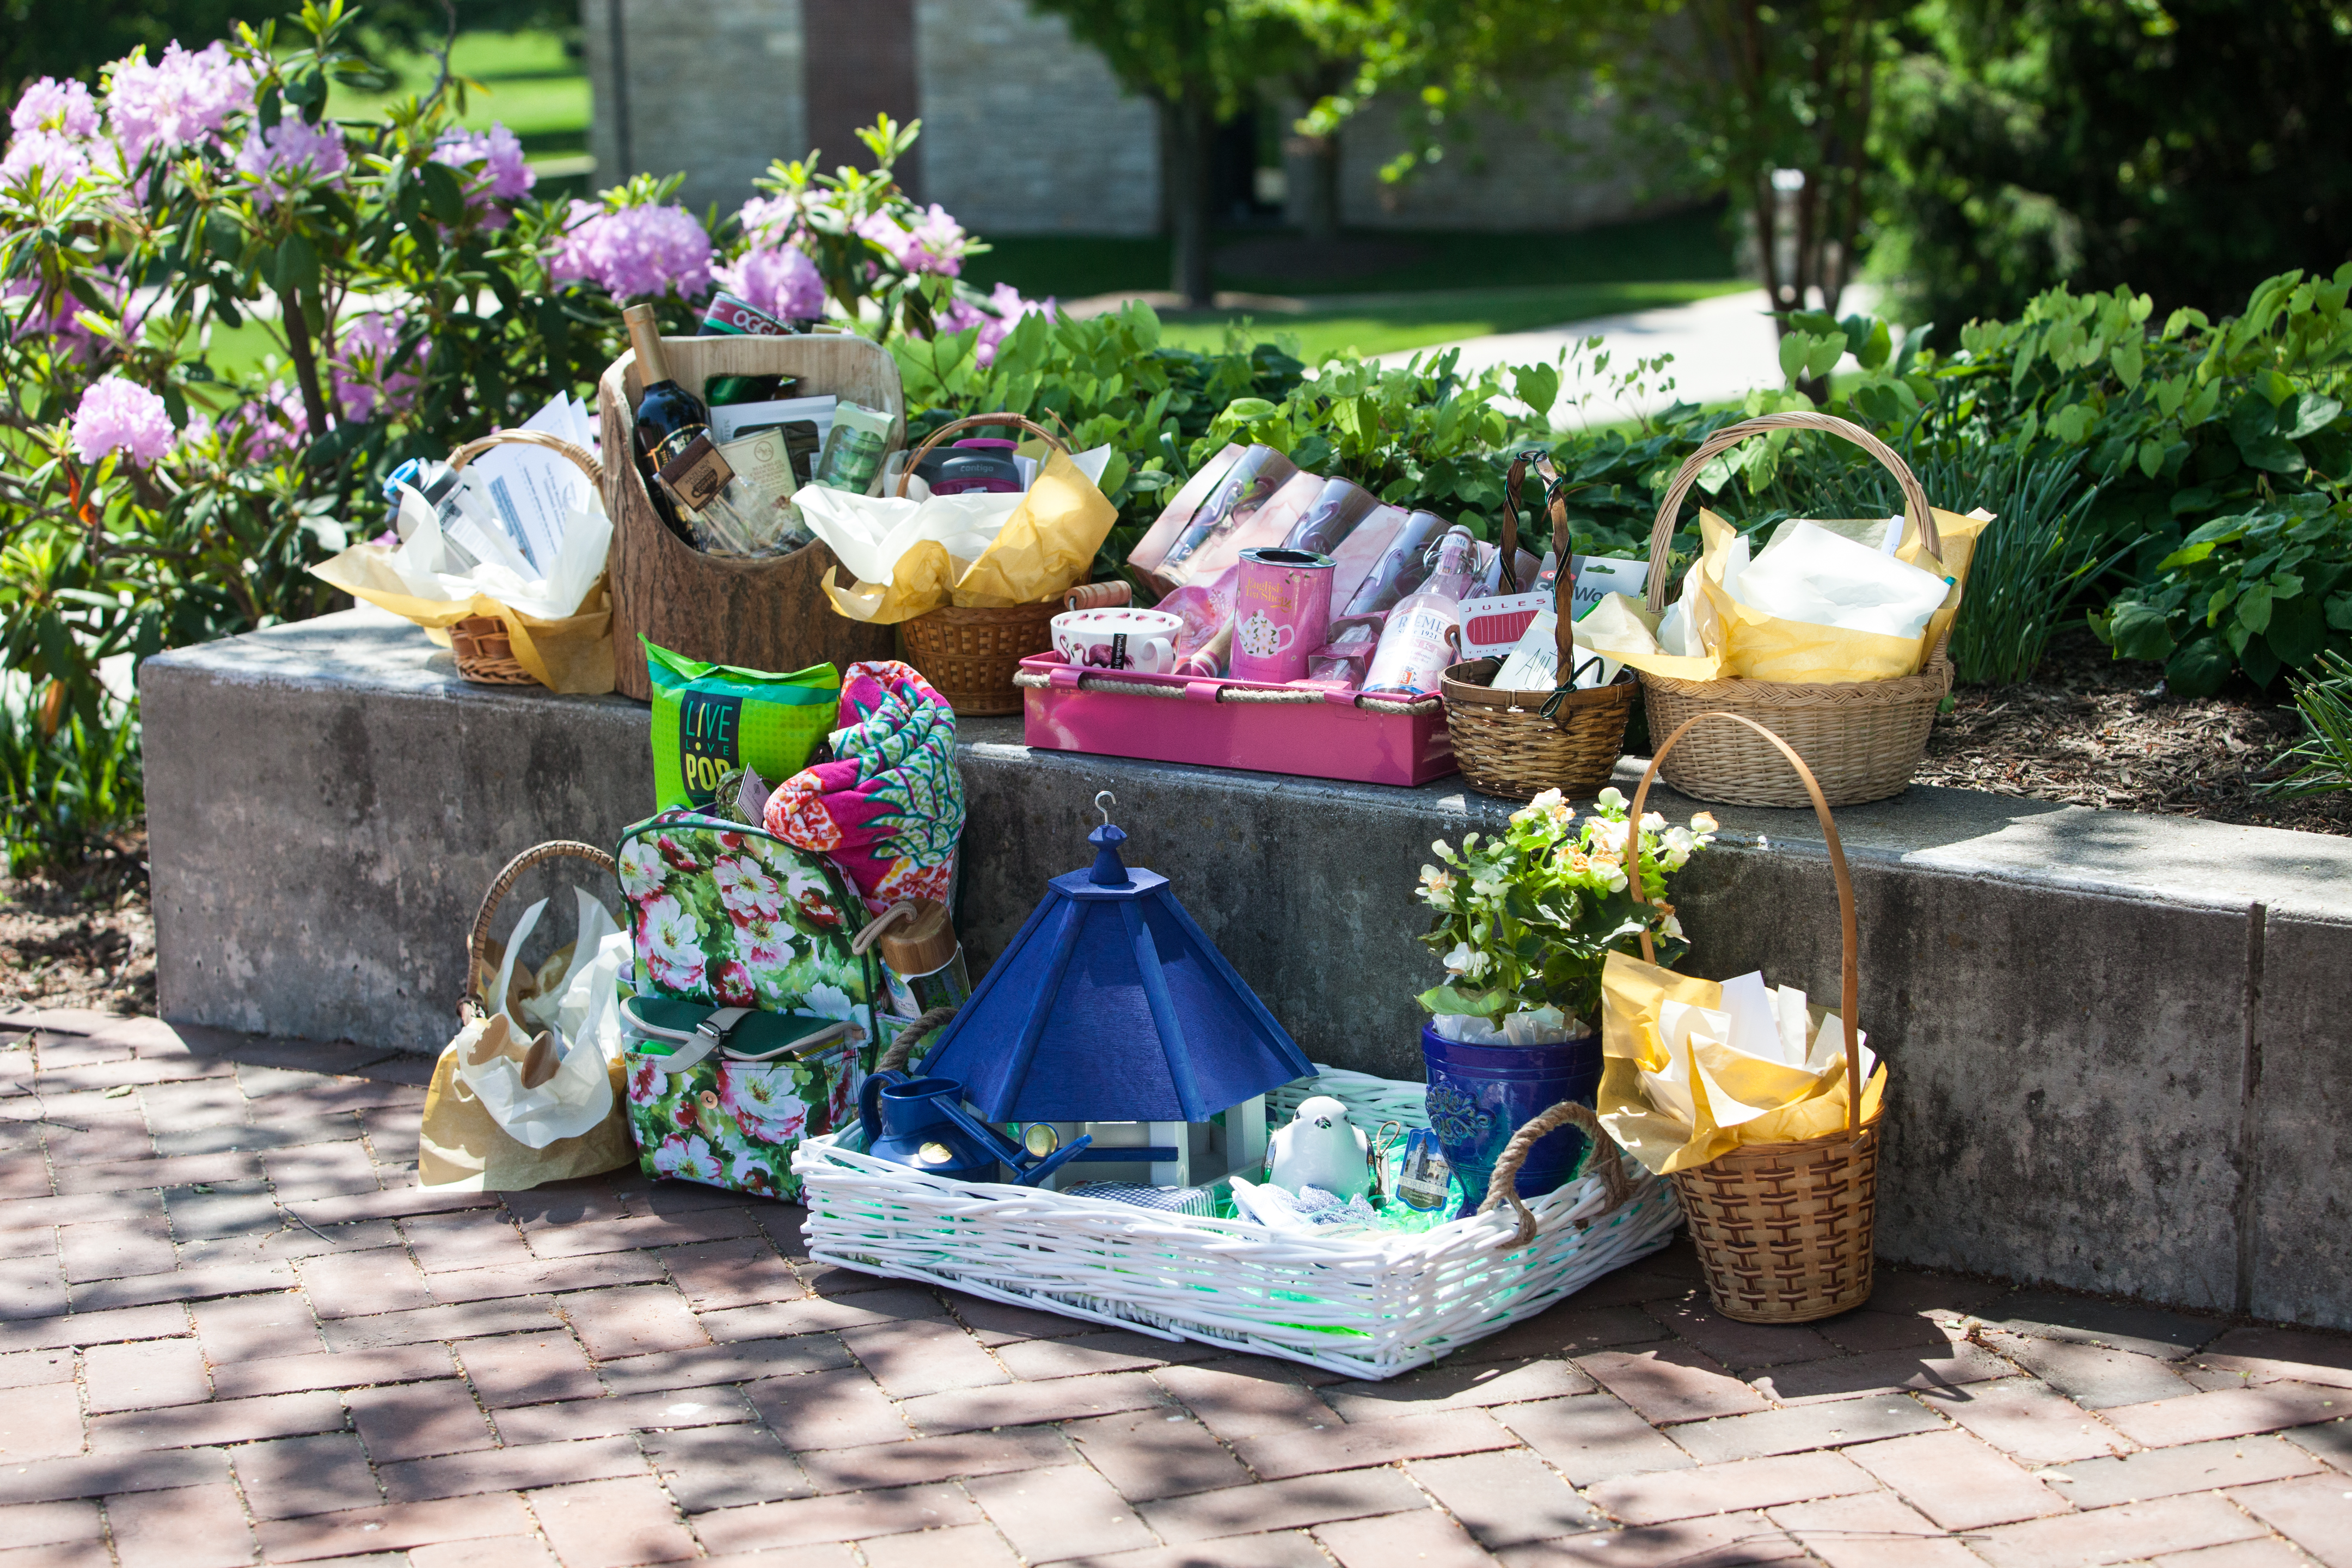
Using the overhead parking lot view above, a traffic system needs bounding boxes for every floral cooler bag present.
[615,809,884,1202]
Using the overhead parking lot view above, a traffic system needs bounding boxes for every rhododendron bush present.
[0,5,1081,871]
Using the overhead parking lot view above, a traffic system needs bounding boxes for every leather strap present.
[621,997,863,1073]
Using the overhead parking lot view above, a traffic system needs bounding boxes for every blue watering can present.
[858,1070,1092,1187]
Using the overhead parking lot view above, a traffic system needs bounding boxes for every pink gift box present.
[1017,654,1457,788]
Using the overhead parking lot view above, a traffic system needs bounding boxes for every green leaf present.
[2283,393,2343,441]
[2107,598,2177,661]
[2264,589,2329,669]
[2238,581,2276,634]
[2236,431,2305,474]
[2047,403,2096,444]
[1513,363,1560,419]
[2327,592,2352,632]
[273,233,320,298]
[1803,333,1846,380]
[2139,437,2165,478]
[420,161,468,228]
[2166,636,2234,696]
[1778,333,1809,383]
[2111,335,2143,390]
[1847,315,1892,370]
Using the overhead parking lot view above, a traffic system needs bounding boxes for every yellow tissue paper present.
[1607,505,1990,685]
[1597,948,1886,1175]
[820,446,1119,623]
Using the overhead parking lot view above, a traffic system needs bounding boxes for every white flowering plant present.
[1414,787,1718,1034]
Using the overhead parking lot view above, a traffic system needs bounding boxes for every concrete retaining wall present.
[144,609,2352,1327]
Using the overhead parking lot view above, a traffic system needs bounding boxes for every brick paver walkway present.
[6,1010,2351,1568]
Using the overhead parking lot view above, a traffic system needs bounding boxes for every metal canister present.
[1229,547,1336,684]
[1395,1128,1455,1211]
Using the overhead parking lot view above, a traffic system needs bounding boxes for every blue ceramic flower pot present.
[1420,1023,1606,1220]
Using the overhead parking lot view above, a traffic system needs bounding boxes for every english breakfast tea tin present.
[1230,547,1335,684]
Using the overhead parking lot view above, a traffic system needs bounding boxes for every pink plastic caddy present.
[1017,654,1457,788]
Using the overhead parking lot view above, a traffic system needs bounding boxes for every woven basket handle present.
[896,413,1070,497]
[450,428,605,487]
[1643,412,1938,614]
[1500,452,1577,673]
[463,841,618,1021]
[1625,712,1863,1135]
[1478,1099,1632,1247]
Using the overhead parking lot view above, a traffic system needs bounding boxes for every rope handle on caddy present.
[1010,667,1441,715]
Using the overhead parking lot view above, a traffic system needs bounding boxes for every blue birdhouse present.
[918,793,1312,1187]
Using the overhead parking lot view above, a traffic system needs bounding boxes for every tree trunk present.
[1162,91,1216,307]
[279,287,333,444]
[1294,133,1341,241]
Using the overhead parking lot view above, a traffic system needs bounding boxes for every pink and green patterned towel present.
[764,660,965,914]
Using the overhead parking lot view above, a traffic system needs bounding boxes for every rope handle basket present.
[1621,710,1884,1322]
[896,413,1069,498]
[1478,1099,1634,1247]
[1641,411,1941,614]
[442,431,609,685]
[462,840,617,1022]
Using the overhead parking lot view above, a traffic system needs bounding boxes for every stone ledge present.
[143,608,2352,1328]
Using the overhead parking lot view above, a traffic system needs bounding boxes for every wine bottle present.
[623,304,709,543]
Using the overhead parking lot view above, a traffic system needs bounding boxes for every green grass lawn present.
[333,30,592,185]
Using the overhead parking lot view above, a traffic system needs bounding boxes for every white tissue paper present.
[1731,519,1951,641]
[460,896,630,1150]
[390,482,611,622]
[1637,969,1875,1138]
[795,445,1114,586]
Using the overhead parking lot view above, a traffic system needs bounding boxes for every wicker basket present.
[443,430,607,688]
[795,1063,1682,1380]
[1638,412,1954,807]
[1438,452,1636,800]
[894,413,1089,715]
[1627,710,1882,1322]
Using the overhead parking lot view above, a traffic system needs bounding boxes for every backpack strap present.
[621,997,864,1074]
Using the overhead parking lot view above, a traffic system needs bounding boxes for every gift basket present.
[1441,453,1639,801]
[311,409,619,693]
[792,795,1680,1379]
[1624,412,1989,807]
[891,414,1100,714]
[803,411,1123,716]
[598,315,905,700]
[1599,711,1887,1321]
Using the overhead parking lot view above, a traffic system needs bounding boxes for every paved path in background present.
[5,1007,2352,1567]
[1381,287,1889,428]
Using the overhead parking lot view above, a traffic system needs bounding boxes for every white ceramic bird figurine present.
[1266,1095,1370,1200]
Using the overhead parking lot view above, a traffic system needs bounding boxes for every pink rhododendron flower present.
[714,242,826,323]
[70,376,175,465]
[2,131,94,186]
[328,311,419,424]
[856,203,966,277]
[432,122,534,229]
[13,78,101,140]
[547,200,712,300]
[229,381,312,461]
[235,117,347,209]
[735,194,797,245]
[942,282,1057,366]
[106,41,250,163]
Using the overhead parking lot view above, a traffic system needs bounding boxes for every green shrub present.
[2266,651,2352,799]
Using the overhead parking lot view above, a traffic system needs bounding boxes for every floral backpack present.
[614,808,884,1202]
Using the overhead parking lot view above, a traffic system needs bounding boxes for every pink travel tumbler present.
[1229,547,1336,683]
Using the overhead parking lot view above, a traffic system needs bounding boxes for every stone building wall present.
[582,0,807,219]
[913,0,1161,235]
[581,0,1643,235]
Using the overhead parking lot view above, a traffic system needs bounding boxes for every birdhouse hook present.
[1094,791,1116,826]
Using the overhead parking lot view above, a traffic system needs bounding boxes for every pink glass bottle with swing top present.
[1362,525,1477,697]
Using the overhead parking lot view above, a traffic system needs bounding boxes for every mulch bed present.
[1916,630,2351,837]
[1,836,155,1018]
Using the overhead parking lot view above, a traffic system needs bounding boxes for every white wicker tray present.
[793,1065,1682,1379]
